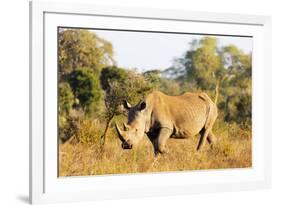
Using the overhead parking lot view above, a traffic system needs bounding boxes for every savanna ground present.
[59,120,251,176]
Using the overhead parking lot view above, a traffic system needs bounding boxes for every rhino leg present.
[154,128,173,156]
[197,128,209,151]
[207,130,217,144]
[197,120,216,151]
[197,101,217,151]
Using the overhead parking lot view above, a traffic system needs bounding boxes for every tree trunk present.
[214,80,220,105]
[214,75,228,105]
[100,115,114,147]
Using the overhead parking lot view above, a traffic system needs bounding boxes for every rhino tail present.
[198,92,218,127]
[205,102,218,129]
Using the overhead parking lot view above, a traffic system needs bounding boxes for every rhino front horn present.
[115,123,125,143]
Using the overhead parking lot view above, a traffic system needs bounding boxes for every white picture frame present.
[29,1,272,204]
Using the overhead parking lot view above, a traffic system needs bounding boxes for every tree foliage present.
[163,37,252,124]
[68,67,101,110]
[100,66,153,118]
[143,70,161,90]
[58,29,114,77]
[58,82,74,115]
[99,66,154,145]
[100,66,128,91]
[58,29,253,145]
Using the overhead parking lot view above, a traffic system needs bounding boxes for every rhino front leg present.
[154,127,173,155]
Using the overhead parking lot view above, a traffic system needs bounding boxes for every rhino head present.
[115,100,148,149]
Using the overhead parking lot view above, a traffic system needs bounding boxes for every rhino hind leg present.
[197,128,210,151]
[197,97,218,151]
[197,113,216,151]
[207,130,217,145]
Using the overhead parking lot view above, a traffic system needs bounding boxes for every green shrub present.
[59,115,77,143]
[72,118,104,144]
[68,67,102,110]
[58,82,74,115]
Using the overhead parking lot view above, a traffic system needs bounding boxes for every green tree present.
[159,78,181,95]
[164,37,252,125]
[68,67,101,111]
[58,29,115,78]
[100,66,128,91]
[58,82,74,115]
[190,38,223,102]
[222,45,251,71]
[163,37,223,101]
[58,82,75,143]
[219,45,252,124]
[192,38,221,82]
[143,69,161,90]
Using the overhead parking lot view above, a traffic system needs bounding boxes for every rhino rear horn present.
[123,123,130,131]
[123,100,132,110]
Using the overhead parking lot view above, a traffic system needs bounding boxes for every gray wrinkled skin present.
[115,91,218,156]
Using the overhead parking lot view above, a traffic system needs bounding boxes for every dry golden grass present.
[59,122,251,176]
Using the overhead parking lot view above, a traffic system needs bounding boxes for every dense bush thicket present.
[58,29,252,143]
[68,67,101,111]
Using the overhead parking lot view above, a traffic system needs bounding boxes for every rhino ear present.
[123,100,131,110]
[139,101,146,111]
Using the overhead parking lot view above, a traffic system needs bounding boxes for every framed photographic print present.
[30,1,271,204]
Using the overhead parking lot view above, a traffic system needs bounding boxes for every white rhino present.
[115,91,218,155]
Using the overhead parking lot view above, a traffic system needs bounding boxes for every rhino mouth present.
[121,142,133,149]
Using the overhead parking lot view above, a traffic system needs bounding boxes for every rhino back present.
[146,91,212,137]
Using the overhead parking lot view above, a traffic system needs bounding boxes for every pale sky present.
[92,29,252,72]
